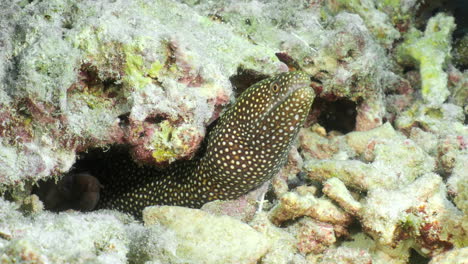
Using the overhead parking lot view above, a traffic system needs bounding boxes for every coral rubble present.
[1,0,467,263]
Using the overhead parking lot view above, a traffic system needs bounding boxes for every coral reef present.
[1,0,467,263]
[304,123,435,191]
[0,0,284,191]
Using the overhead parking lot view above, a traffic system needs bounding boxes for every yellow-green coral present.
[150,120,178,163]
[397,13,456,105]
[123,45,154,90]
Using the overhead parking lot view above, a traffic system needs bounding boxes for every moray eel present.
[95,71,315,218]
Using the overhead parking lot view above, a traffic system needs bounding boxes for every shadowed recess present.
[311,98,357,134]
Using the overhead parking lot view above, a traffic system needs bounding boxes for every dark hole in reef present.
[310,76,322,85]
[415,0,467,38]
[409,249,430,264]
[62,19,74,30]
[34,135,216,213]
[32,146,132,213]
[78,63,121,95]
[118,112,130,127]
[229,68,269,96]
[311,98,357,134]
[144,115,166,124]
[402,65,417,75]
[207,13,225,23]
[263,187,277,206]
[79,64,101,86]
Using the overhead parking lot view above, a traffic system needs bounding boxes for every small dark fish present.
[35,172,102,212]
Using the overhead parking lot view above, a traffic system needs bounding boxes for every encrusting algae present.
[93,71,315,218]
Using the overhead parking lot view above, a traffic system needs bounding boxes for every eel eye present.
[271,82,280,93]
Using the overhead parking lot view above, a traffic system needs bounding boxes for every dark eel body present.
[93,71,315,218]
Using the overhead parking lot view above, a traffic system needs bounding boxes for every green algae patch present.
[424,107,443,119]
[150,120,178,163]
[147,61,164,79]
[396,13,456,106]
[151,148,177,163]
[123,45,153,90]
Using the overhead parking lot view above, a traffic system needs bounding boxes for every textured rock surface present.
[303,123,435,191]
[429,247,468,264]
[143,206,270,264]
[0,197,130,263]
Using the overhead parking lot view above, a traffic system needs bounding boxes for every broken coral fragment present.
[396,13,456,105]
[322,177,362,216]
[269,186,352,226]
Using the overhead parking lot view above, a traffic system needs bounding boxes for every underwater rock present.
[0,197,130,263]
[447,65,468,108]
[200,181,269,222]
[429,247,468,264]
[250,211,308,264]
[340,232,412,264]
[307,246,373,264]
[305,12,394,132]
[143,206,270,264]
[291,217,336,255]
[322,0,402,47]
[450,157,468,214]
[359,173,465,257]
[18,194,44,216]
